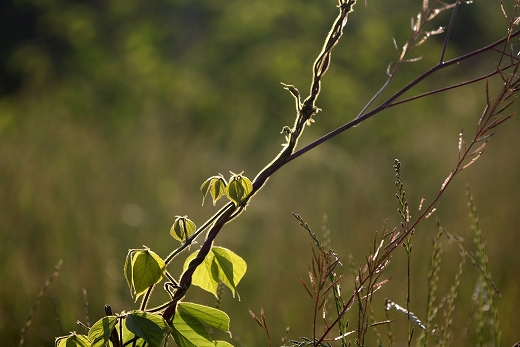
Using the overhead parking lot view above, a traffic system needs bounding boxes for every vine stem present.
[159,0,357,319]
[162,205,238,321]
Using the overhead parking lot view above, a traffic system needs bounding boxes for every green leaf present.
[201,175,227,206]
[55,332,90,347]
[171,309,214,347]
[124,249,134,296]
[224,174,252,206]
[212,247,247,298]
[88,316,118,347]
[214,341,235,347]
[125,311,170,347]
[184,250,219,297]
[183,247,247,298]
[178,302,231,334]
[120,318,141,346]
[131,249,166,300]
[170,216,197,243]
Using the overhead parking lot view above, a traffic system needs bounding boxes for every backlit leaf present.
[126,310,170,347]
[178,302,230,334]
[131,249,166,300]
[88,316,118,347]
[201,175,227,206]
[170,216,197,243]
[184,251,219,297]
[212,247,247,298]
[124,249,135,296]
[183,247,246,298]
[214,341,235,347]
[171,309,214,347]
[224,174,252,206]
[55,332,90,347]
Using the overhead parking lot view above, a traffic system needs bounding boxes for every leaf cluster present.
[201,173,253,207]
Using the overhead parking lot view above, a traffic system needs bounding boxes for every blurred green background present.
[1,0,519,346]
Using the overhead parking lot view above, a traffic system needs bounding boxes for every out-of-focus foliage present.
[0,0,518,346]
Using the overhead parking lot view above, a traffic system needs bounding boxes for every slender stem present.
[440,0,461,63]
[390,64,514,107]
[356,63,400,120]
[287,28,520,166]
